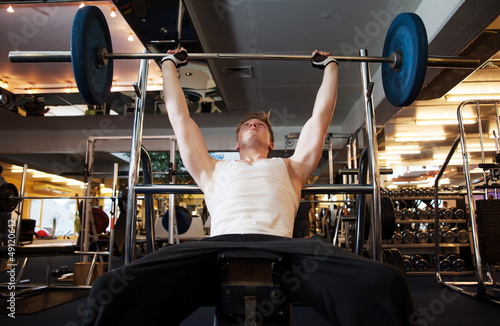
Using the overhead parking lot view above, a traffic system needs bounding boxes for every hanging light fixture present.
[7,5,14,13]
[79,2,85,9]
[110,7,117,17]
[128,32,134,41]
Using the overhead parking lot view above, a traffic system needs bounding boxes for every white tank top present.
[205,158,299,237]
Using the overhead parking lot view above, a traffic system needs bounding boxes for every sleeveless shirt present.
[205,158,299,237]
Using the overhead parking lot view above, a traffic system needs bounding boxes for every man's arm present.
[288,51,339,187]
[161,49,217,191]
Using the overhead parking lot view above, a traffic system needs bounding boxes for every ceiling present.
[0,0,499,190]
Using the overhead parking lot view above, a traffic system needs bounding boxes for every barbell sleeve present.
[9,51,72,62]
[427,56,479,68]
[9,50,479,68]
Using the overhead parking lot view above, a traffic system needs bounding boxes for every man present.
[82,49,415,326]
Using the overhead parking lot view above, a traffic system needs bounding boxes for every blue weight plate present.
[382,13,428,107]
[162,206,193,235]
[71,6,113,105]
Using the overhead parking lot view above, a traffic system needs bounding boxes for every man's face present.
[236,118,274,151]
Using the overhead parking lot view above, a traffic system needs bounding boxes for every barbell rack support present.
[8,51,480,69]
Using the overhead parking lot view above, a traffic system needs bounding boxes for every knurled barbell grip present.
[8,50,479,68]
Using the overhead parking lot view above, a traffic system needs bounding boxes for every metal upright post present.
[168,138,177,245]
[352,137,358,184]
[125,50,150,265]
[328,135,336,244]
[458,101,486,296]
[359,49,382,262]
[14,164,27,247]
[475,103,488,198]
[108,163,119,270]
[347,136,353,185]
[82,139,95,262]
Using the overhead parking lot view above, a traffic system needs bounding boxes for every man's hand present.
[161,47,188,68]
[311,50,338,70]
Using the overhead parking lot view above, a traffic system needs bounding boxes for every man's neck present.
[238,150,268,164]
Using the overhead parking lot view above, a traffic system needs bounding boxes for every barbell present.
[8,6,480,107]
[0,182,116,213]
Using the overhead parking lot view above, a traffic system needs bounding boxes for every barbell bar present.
[8,50,479,67]
[12,196,117,200]
[0,182,118,213]
[6,6,483,107]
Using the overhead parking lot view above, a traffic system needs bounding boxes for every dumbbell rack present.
[382,189,470,276]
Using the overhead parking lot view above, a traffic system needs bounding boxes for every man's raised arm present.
[289,51,339,187]
[161,49,216,190]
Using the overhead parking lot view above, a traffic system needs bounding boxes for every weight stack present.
[475,200,500,264]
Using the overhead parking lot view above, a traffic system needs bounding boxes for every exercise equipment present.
[0,182,116,213]
[118,184,128,212]
[9,7,480,107]
[162,206,192,235]
[88,208,110,234]
[71,5,113,105]
[382,13,428,107]
[215,250,292,325]
[382,248,405,275]
[381,196,396,239]
[36,229,50,238]
[77,204,110,235]
[434,103,500,305]
[390,248,405,275]
[476,200,500,264]
[0,183,19,212]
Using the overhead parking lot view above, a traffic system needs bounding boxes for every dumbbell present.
[429,229,442,243]
[401,208,414,220]
[392,231,403,245]
[443,208,454,220]
[416,229,430,244]
[410,255,429,271]
[401,230,416,244]
[394,209,403,220]
[454,208,466,219]
[416,209,429,220]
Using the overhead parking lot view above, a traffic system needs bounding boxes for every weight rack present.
[434,100,500,304]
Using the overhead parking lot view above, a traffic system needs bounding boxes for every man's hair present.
[235,111,274,144]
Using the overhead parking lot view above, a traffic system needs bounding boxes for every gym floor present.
[1,254,499,325]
